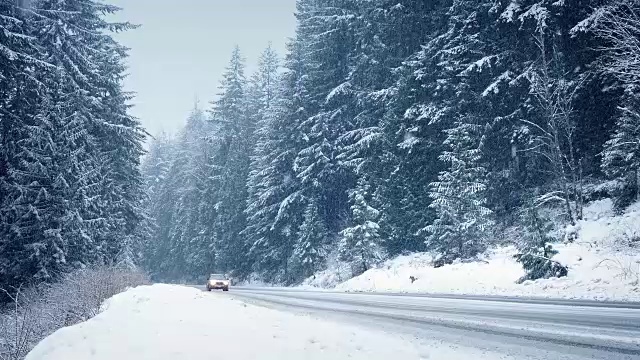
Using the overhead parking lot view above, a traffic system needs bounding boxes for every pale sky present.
[108,0,297,137]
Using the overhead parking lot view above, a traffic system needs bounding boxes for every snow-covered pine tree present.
[0,0,49,292]
[0,0,145,291]
[34,0,144,267]
[155,145,190,280]
[602,87,640,211]
[140,132,175,277]
[442,0,528,220]
[244,33,311,283]
[337,2,434,260]
[243,45,293,281]
[371,1,452,256]
[289,199,329,280]
[94,64,148,268]
[423,119,494,264]
[141,105,213,282]
[170,105,212,278]
[594,0,640,211]
[339,177,385,276]
[335,0,390,174]
[142,132,174,206]
[293,0,358,239]
[514,200,568,283]
[342,0,447,175]
[1,93,77,285]
[206,46,253,276]
[246,43,280,121]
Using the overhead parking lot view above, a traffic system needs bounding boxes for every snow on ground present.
[330,199,640,301]
[25,285,509,360]
[303,263,353,289]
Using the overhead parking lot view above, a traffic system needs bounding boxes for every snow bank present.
[302,262,353,289]
[335,247,526,295]
[335,199,640,301]
[25,284,506,360]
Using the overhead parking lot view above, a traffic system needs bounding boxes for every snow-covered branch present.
[594,0,640,84]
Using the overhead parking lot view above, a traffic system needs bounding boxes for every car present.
[206,273,230,291]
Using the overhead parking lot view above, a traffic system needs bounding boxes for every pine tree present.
[142,132,174,203]
[371,0,452,256]
[294,0,358,238]
[602,87,640,211]
[0,0,52,290]
[594,0,640,211]
[171,105,211,277]
[0,0,146,292]
[243,45,291,281]
[140,132,175,276]
[243,35,311,283]
[247,43,280,121]
[289,199,328,280]
[423,120,494,263]
[92,20,147,267]
[34,0,144,267]
[336,1,427,260]
[514,201,568,283]
[339,177,385,276]
[140,105,213,282]
[157,147,190,280]
[206,46,252,275]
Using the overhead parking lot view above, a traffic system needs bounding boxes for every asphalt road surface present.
[197,285,640,360]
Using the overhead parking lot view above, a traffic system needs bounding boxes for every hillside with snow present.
[305,199,640,302]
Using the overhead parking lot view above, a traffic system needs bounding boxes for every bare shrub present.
[596,257,640,284]
[0,287,45,360]
[43,267,149,326]
[612,223,640,249]
[0,266,149,360]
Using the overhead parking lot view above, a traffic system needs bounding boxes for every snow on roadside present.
[25,285,510,360]
[334,247,526,296]
[303,262,353,289]
[333,199,640,302]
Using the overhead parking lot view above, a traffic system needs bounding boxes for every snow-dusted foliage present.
[198,47,255,277]
[0,0,147,296]
[289,200,329,280]
[139,0,640,287]
[514,203,568,283]
[423,121,494,262]
[339,178,385,276]
[602,88,640,211]
[595,0,640,212]
[0,267,148,360]
[591,0,640,85]
[243,45,290,282]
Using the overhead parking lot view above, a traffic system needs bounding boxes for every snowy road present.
[204,286,640,360]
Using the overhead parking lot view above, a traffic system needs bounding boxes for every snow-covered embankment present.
[25,284,507,360]
[320,199,640,301]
